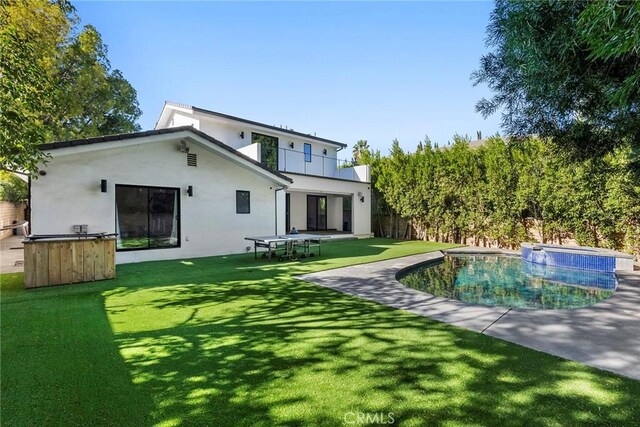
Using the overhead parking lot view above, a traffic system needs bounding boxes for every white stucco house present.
[30,102,371,263]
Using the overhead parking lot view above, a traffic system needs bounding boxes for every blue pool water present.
[397,255,616,310]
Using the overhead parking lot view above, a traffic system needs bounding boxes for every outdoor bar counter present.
[23,234,116,289]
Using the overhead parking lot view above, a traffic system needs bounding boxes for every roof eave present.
[191,106,348,148]
[39,126,293,184]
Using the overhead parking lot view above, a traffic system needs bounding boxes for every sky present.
[74,1,501,158]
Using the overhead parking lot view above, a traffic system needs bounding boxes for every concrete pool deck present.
[298,251,640,380]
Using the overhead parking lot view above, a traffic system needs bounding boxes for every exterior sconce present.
[240,131,245,139]
[179,140,190,153]
[358,191,364,203]
[101,179,107,193]
[323,148,327,155]
[289,142,294,149]
[187,185,194,197]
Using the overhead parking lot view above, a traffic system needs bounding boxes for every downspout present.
[274,185,288,234]
[27,175,31,231]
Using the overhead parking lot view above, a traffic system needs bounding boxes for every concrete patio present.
[298,251,640,380]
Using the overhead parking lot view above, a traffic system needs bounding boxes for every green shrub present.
[0,171,28,204]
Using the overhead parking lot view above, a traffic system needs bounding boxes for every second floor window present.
[304,143,311,162]
[252,132,279,170]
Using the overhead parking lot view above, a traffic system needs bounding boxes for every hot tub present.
[521,243,634,273]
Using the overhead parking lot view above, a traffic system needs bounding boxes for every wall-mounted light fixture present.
[179,140,190,153]
[289,142,294,149]
[240,131,245,139]
[101,179,108,193]
[323,148,327,155]
[358,191,364,203]
[187,185,194,197]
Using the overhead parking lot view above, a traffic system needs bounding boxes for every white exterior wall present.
[164,111,344,179]
[200,118,340,178]
[338,165,370,182]
[170,112,199,129]
[275,189,286,235]
[198,120,248,150]
[156,104,372,237]
[287,192,306,232]
[285,174,371,237]
[327,195,343,231]
[287,193,343,231]
[237,143,260,159]
[31,137,283,264]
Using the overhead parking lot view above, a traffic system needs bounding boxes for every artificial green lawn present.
[1,238,639,426]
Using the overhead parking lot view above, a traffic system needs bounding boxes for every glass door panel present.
[306,195,327,231]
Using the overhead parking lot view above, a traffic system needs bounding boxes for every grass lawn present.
[1,238,639,426]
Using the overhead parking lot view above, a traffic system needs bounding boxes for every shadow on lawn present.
[3,239,638,425]
[104,270,640,426]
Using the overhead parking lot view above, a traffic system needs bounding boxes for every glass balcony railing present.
[237,143,370,182]
[276,147,369,182]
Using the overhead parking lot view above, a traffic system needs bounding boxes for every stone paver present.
[298,251,640,380]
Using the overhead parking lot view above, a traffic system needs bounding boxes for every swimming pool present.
[397,255,616,310]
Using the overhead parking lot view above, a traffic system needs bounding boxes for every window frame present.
[115,184,181,252]
[236,190,251,214]
[304,143,312,163]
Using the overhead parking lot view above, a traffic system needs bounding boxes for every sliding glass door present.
[115,185,180,250]
[306,195,327,231]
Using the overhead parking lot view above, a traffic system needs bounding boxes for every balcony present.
[238,144,370,182]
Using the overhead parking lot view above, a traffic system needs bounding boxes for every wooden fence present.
[23,238,116,288]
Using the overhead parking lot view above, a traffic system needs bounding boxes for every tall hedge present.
[372,136,639,257]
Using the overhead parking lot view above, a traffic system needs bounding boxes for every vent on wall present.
[187,153,197,167]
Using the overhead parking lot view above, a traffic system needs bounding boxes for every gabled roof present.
[161,101,347,148]
[39,126,293,183]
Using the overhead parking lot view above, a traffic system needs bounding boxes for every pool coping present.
[297,251,640,380]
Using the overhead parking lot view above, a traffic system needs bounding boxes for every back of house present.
[30,103,371,263]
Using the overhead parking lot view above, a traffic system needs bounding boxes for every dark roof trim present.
[164,101,347,148]
[39,126,293,183]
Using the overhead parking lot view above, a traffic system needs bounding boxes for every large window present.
[115,185,180,251]
[252,132,279,170]
[304,143,312,162]
[236,190,250,214]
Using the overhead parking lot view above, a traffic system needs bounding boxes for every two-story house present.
[155,102,371,236]
[29,102,371,264]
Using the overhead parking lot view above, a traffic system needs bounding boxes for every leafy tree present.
[0,0,141,174]
[0,171,28,204]
[352,140,370,165]
[0,2,58,174]
[473,0,640,164]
